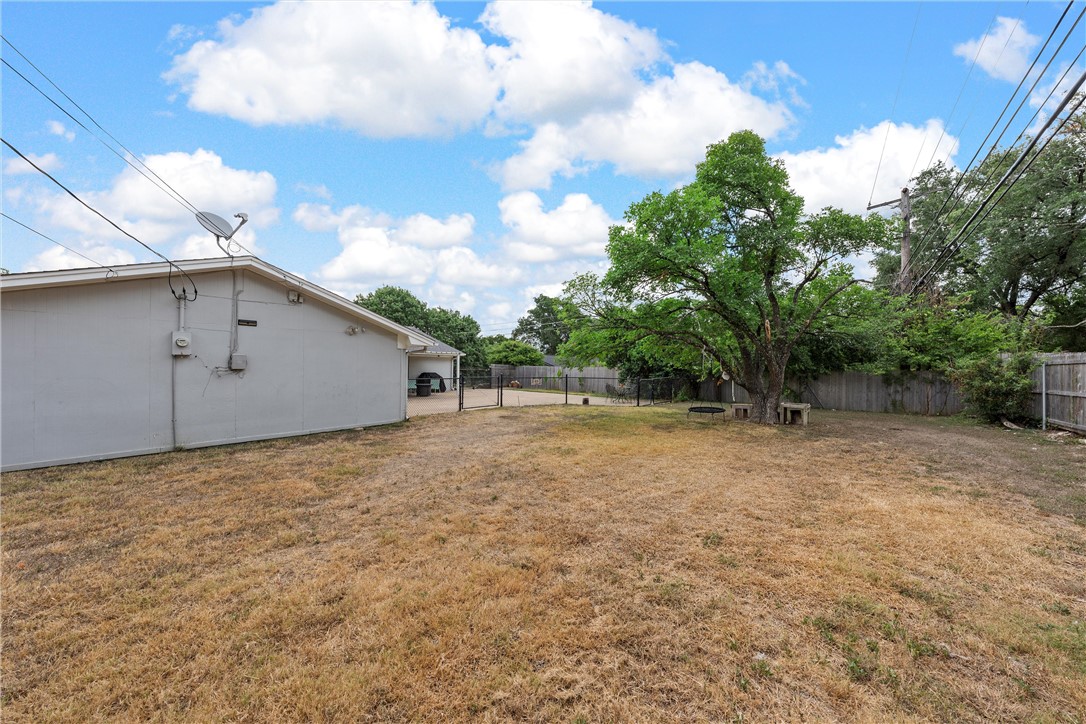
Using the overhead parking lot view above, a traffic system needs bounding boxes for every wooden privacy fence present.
[797,371,963,415]
[701,371,961,415]
[1032,352,1086,433]
[491,365,622,396]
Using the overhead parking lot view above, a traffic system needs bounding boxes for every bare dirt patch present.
[3,408,1084,721]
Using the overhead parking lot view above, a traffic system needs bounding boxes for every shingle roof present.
[406,326,463,356]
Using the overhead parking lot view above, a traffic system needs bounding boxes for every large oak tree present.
[565,131,888,423]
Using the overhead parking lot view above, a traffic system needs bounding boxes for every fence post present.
[564,374,568,405]
[636,378,641,407]
[499,374,503,408]
[1041,362,1047,431]
[459,375,464,412]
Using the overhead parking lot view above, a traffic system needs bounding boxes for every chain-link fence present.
[408,373,705,418]
[407,375,461,417]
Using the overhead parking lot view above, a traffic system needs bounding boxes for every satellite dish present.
[195,211,249,257]
[196,211,235,238]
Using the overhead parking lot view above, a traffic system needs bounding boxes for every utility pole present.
[868,186,912,293]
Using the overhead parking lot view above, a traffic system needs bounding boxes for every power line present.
[910,66,1086,293]
[906,41,1086,281]
[1,36,257,259]
[1,137,198,300]
[1,57,201,218]
[920,92,1085,291]
[910,11,1018,181]
[868,2,923,208]
[1,35,202,216]
[901,3,1084,281]
[1,211,117,274]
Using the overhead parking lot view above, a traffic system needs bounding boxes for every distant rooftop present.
[406,326,462,356]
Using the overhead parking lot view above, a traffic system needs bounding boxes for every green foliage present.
[512,295,572,355]
[355,285,487,369]
[354,286,429,329]
[425,307,486,370]
[564,130,890,422]
[1040,285,1086,352]
[878,104,1085,329]
[485,339,545,366]
[951,352,1036,423]
[880,296,1020,373]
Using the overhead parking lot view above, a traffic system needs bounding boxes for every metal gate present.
[460,374,502,410]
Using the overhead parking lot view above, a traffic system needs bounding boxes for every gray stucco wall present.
[2,269,406,471]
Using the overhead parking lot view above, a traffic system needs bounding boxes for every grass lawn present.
[3,407,1085,721]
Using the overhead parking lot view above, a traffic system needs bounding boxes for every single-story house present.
[1,256,437,471]
[406,326,462,393]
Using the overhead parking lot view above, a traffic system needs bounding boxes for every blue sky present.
[2,1,1079,334]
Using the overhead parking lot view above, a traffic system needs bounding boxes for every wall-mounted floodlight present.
[195,211,248,257]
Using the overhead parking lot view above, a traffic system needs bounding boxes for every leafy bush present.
[486,339,545,366]
[952,353,1036,423]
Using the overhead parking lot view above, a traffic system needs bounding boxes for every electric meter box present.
[172,331,192,357]
[229,353,248,370]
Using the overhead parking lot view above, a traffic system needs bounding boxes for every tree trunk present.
[748,388,781,424]
[740,353,787,424]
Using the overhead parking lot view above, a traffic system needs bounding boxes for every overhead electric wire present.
[932,1,1077,175]
[2,36,256,260]
[1,211,116,274]
[904,40,1086,281]
[1,57,201,219]
[1,35,202,217]
[1,137,198,300]
[900,2,1084,282]
[868,2,923,208]
[909,11,1020,181]
[917,91,1085,291]
[910,65,1086,293]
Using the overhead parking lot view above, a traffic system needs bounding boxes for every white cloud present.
[396,212,475,248]
[295,204,475,248]
[1028,60,1086,132]
[24,242,137,273]
[497,62,795,190]
[741,60,807,108]
[778,119,959,214]
[481,1,664,124]
[46,121,76,142]
[168,1,801,191]
[318,224,433,287]
[294,182,332,200]
[428,283,477,313]
[953,17,1039,83]
[27,148,277,261]
[435,246,519,287]
[499,191,616,262]
[4,152,61,175]
[165,2,498,137]
[311,204,500,290]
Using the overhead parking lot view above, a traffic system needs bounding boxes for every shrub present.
[952,353,1036,424]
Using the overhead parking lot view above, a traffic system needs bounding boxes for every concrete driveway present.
[407,387,635,417]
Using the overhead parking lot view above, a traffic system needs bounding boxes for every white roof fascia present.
[0,256,435,347]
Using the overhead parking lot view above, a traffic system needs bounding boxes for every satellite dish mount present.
[195,211,248,257]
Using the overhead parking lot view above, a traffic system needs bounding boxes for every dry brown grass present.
[3,407,1085,722]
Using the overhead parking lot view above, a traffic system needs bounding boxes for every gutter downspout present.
[172,296,186,449]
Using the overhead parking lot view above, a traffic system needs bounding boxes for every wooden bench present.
[778,402,811,426]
